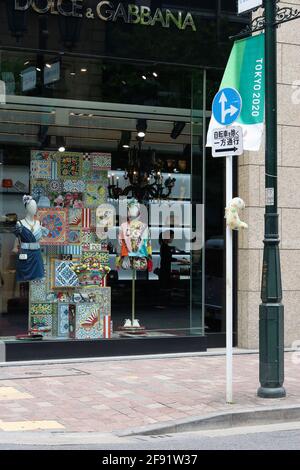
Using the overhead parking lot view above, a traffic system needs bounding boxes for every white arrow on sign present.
[219,92,239,124]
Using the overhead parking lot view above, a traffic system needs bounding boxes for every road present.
[0,422,300,450]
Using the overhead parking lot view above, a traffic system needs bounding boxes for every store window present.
[0,51,207,342]
[0,0,246,350]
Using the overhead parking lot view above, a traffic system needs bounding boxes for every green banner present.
[207,33,265,151]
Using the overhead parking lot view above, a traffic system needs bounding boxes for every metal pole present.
[257,0,285,398]
[226,155,233,404]
[132,269,136,324]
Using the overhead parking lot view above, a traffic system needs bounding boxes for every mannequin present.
[13,195,49,282]
[118,201,151,268]
[118,200,152,329]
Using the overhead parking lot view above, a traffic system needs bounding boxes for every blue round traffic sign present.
[212,87,242,126]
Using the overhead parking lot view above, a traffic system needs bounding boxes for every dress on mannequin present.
[13,196,49,282]
[117,200,152,329]
[118,203,152,271]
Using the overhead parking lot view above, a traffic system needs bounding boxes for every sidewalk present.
[0,351,299,434]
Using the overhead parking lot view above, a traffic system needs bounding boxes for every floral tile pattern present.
[58,153,82,178]
[37,208,69,245]
[30,280,48,303]
[57,303,70,337]
[31,160,52,180]
[52,259,79,288]
[75,303,103,340]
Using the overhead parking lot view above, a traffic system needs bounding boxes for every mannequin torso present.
[13,196,48,281]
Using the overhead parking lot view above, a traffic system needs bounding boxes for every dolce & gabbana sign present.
[14,1,197,31]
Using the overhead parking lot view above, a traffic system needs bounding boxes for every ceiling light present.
[171,121,186,140]
[36,67,41,72]
[24,60,30,66]
[70,72,76,76]
[153,72,158,78]
[81,68,87,73]
[120,130,131,149]
[45,63,51,68]
[57,136,66,153]
[142,75,147,80]
[136,119,147,139]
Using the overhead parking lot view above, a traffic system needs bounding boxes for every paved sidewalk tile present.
[0,420,64,431]
[0,352,299,433]
[0,387,33,401]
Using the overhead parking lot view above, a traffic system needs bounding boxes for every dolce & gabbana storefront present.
[0,1,248,361]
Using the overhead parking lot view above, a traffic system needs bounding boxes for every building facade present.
[0,1,299,361]
[238,1,300,349]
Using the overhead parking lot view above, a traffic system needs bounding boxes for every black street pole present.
[257,0,285,398]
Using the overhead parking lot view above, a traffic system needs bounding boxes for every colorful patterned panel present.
[49,180,62,192]
[30,303,53,316]
[94,287,111,316]
[82,251,109,265]
[31,160,52,179]
[31,150,52,161]
[82,154,92,177]
[82,243,103,252]
[68,230,81,244]
[58,245,82,256]
[51,192,84,209]
[81,229,96,244]
[37,208,68,245]
[63,180,86,192]
[57,303,70,337]
[31,180,48,201]
[75,303,103,339]
[52,259,79,288]
[30,314,52,337]
[84,181,107,208]
[68,208,82,226]
[91,153,111,171]
[82,208,92,229]
[58,153,82,178]
[30,280,47,303]
[51,160,58,179]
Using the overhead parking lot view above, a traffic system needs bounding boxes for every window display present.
[15,149,113,339]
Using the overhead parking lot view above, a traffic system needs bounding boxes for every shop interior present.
[0,53,225,342]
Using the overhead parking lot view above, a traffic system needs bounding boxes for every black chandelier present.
[108,142,176,202]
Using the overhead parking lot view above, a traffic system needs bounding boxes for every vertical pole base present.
[257,302,285,398]
[257,386,286,399]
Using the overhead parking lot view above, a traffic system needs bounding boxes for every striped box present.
[82,208,91,229]
[58,245,82,256]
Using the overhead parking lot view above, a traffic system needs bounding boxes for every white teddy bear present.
[225,197,248,231]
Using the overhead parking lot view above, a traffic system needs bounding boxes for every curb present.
[118,404,300,437]
[0,348,297,368]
